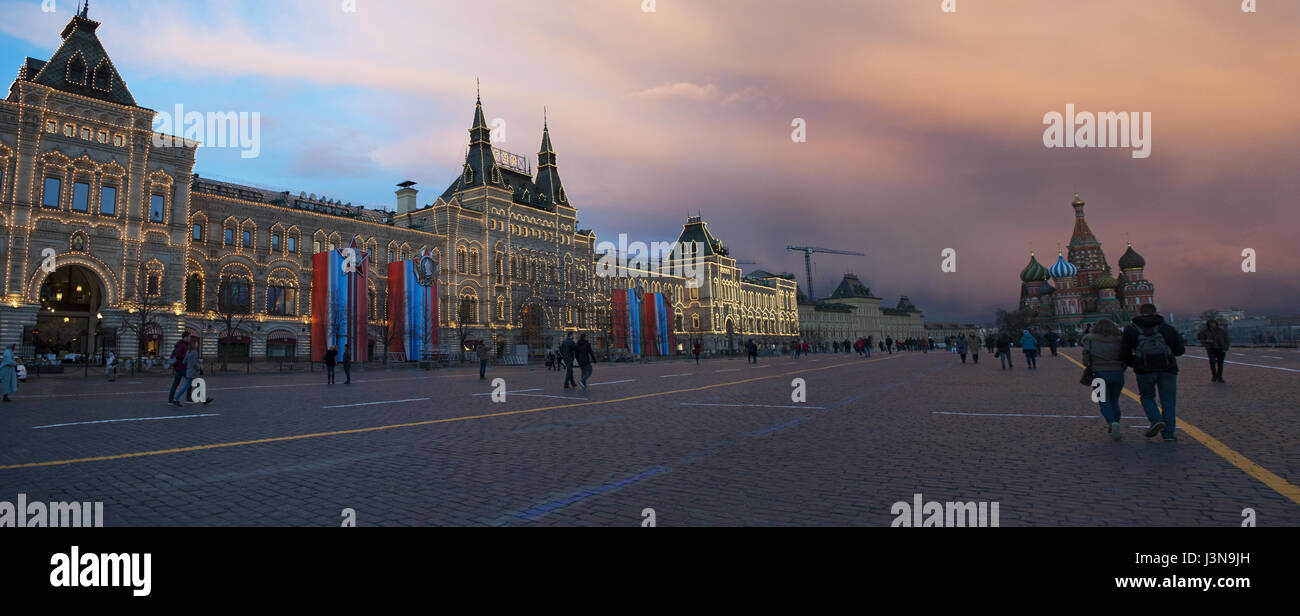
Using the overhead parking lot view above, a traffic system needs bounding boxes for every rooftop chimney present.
[396,181,418,215]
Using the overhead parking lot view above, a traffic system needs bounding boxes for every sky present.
[3,0,1297,323]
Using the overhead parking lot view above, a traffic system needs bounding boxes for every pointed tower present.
[438,87,499,203]
[533,111,569,209]
[1065,193,1109,290]
[20,1,138,107]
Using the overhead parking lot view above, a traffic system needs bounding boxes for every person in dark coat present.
[1120,304,1186,442]
[574,333,595,393]
[560,332,576,389]
[166,338,188,406]
[0,345,17,402]
[995,331,1013,369]
[693,340,702,364]
[342,344,352,384]
[323,345,338,385]
[1197,318,1230,383]
[955,334,969,364]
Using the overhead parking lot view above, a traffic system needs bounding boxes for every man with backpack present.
[1121,303,1186,442]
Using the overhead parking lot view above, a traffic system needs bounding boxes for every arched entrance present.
[520,304,545,351]
[35,265,105,360]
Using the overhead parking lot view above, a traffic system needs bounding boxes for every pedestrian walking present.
[1046,330,1061,357]
[476,339,491,380]
[575,333,595,393]
[970,335,980,364]
[560,332,577,389]
[0,344,18,402]
[166,337,188,405]
[864,336,873,357]
[693,340,702,364]
[1121,303,1185,442]
[342,343,352,384]
[1197,318,1230,383]
[995,331,1013,369]
[177,335,213,406]
[885,336,893,354]
[955,333,969,364]
[105,350,118,382]
[324,345,337,385]
[1019,330,1039,369]
[1082,319,1125,440]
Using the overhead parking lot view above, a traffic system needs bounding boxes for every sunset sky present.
[3,0,1296,323]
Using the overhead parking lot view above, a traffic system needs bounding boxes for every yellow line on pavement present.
[1063,352,1300,507]
[0,356,899,470]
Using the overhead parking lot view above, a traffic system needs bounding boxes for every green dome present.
[1019,254,1049,282]
[1094,272,1119,289]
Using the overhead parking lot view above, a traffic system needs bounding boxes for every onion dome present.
[1048,252,1078,279]
[1094,272,1119,289]
[1118,243,1146,270]
[1019,253,1049,282]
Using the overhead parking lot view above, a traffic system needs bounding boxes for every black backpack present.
[1133,325,1175,372]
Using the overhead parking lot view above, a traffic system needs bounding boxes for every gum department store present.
[0,11,927,363]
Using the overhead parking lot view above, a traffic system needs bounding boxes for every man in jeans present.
[1121,303,1186,442]
[560,332,576,389]
[1197,318,1230,383]
[166,338,188,406]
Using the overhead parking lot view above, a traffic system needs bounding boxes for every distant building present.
[797,274,925,349]
[1018,193,1157,333]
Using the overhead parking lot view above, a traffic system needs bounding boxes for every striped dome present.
[1019,254,1049,282]
[1048,253,1078,279]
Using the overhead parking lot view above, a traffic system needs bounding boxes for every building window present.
[146,274,160,296]
[97,130,108,144]
[185,273,203,312]
[458,294,477,324]
[225,228,235,245]
[495,296,505,320]
[242,230,251,247]
[271,233,281,252]
[266,284,297,316]
[469,249,480,275]
[692,314,700,330]
[149,194,165,222]
[63,123,75,137]
[313,239,322,253]
[219,277,252,312]
[71,181,89,212]
[192,224,203,241]
[456,248,467,274]
[287,236,296,253]
[113,134,125,147]
[80,127,92,140]
[42,177,61,208]
[100,185,116,216]
[45,120,57,133]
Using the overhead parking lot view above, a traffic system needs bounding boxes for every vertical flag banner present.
[642,292,658,357]
[386,250,439,360]
[312,240,369,362]
[627,288,642,355]
[611,289,629,350]
[655,292,670,356]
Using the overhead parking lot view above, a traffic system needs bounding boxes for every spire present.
[469,82,490,144]
[535,110,566,207]
[79,0,89,18]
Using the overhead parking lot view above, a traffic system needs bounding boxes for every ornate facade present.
[797,274,926,349]
[1018,193,1156,331]
[0,10,799,361]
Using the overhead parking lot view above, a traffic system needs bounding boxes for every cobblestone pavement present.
[1,347,1296,526]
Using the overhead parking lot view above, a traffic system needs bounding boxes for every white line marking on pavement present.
[681,403,826,409]
[932,411,1097,419]
[587,379,635,386]
[715,369,740,373]
[512,393,588,400]
[1232,353,1245,356]
[33,413,220,429]
[659,373,693,378]
[321,397,430,408]
[751,365,771,369]
[1184,355,1299,373]
[1264,355,1283,359]
[25,375,442,399]
[472,388,541,396]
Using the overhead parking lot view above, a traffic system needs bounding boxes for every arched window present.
[495,295,505,321]
[219,276,252,312]
[458,292,478,324]
[469,249,480,275]
[66,52,87,86]
[185,273,204,312]
[692,314,701,330]
[456,248,467,274]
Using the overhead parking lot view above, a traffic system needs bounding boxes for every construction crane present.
[786,246,865,301]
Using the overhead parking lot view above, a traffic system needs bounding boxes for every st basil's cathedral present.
[1018,194,1156,331]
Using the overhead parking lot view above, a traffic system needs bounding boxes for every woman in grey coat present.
[1082,319,1126,440]
[1,344,17,402]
